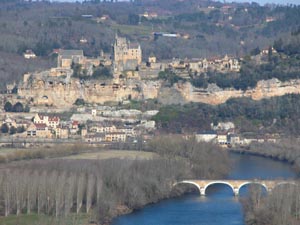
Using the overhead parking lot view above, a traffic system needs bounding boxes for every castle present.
[113,34,142,73]
[56,49,102,76]
[16,35,299,108]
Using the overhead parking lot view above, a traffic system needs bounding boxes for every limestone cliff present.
[17,72,300,107]
[175,78,300,105]
[17,72,161,107]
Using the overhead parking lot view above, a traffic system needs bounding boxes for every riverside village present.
[2,1,300,225]
[0,35,295,148]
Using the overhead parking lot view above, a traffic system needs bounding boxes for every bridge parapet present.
[175,179,297,196]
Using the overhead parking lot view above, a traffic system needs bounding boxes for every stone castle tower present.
[113,34,142,72]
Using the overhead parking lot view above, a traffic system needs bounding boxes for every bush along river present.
[112,153,296,225]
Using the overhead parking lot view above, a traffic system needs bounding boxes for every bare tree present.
[76,173,86,214]
[86,174,96,213]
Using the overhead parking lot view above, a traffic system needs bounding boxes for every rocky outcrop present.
[17,72,162,107]
[17,72,300,107]
[175,78,300,105]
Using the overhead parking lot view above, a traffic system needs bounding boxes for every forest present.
[153,94,300,135]
[0,136,230,225]
[1,1,300,90]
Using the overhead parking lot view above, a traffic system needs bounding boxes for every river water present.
[112,153,296,225]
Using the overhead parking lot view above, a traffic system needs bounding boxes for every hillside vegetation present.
[1,1,300,90]
[153,94,300,135]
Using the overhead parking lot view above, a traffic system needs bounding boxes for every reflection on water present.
[112,153,296,225]
[113,192,244,225]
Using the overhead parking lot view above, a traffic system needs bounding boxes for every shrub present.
[4,101,12,112]
[74,98,85,106]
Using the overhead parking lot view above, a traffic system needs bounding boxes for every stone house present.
[89,122,117,133]
[170,59,188,70]
[116,125,135,137]
[33,114,60,129]
[57,50,85,69]
[220,55,240,72]
[57,49,101,75]
[85,133,105,143]
[81,128,88,137]
[55,126,69,139]
[228,134,241,145]
[6,82,16,94]
[188,60,202,72]
[212,122,235,131]
[137,120,156,130]
[2,116,17,129]
[23,50,36,59]
[260,47,277,56]
[69,120,79,135]
[26,123,52,138]
[199,58,209,71]
[148,55,157,63]
[187,56,240,73]
[140,11,158,19]
[105,132,126,142]
[216,131,229,145]
[195,130,217,143]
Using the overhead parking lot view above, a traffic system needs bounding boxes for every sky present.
[50,0,300,5]
[232,0,300,5]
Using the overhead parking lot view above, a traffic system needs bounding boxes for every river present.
[112,153,296,225]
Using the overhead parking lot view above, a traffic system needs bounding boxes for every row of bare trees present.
[0,157,192,224]
[242,183,300,225]
[146,135,230,179]
[0,168,102,217]
[0,137,230,224]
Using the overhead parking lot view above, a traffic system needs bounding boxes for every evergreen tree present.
[4,102,12,112]
[1,124,9,133]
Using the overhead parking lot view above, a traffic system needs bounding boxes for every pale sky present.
[50,0,300,5]
[231,0,300,5]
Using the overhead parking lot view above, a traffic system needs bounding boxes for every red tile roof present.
[49,116,60,122]
[72,120,79,126]
[34,123,47,130]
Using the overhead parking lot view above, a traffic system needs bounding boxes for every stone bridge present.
[174,179,297,196]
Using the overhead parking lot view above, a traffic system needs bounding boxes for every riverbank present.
[112,153,297,225]
[230,142,300,225]
[0,137,231,225]
[103,189,192,225]
[230,148,291,163]
[230,139,300,174]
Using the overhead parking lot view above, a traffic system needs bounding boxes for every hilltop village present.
[0,35,299,147]
[2,2,300,225]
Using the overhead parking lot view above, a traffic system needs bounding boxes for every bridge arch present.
[238,182,268,195]
[174,181,202,195]
[204,181,235,196]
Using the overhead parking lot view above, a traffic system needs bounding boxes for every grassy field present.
[63,150,158,160]
[0,148,23,156]
[0,213,90,225]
